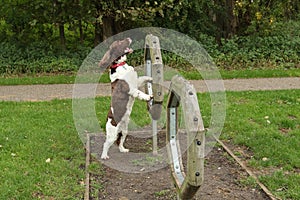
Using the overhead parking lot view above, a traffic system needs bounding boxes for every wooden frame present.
[144,34,164,155]
[166,75,205,200]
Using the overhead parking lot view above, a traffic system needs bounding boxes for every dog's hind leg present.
[101,119,119,159]
[118,123,129,153]
[119,134,129,153]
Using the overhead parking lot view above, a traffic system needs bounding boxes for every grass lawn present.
[212,90,300,200]
[0,74,76,85]
[0,68,299,85]
[0,100,86,199]
[193,90,300,200]
[0,89,299,199]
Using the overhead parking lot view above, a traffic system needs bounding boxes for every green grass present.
[222,90,300,168]
[0,100,86,199]
[181,68,300,80]
[0,74,76,85]
[218,90,300,200]
[0,68,300,85]
[1,90,299,199]
[195,90,300,199]
[0,97,151,199]
[260,171,300,199]
[220,68,300,79]
[0,73,111,85]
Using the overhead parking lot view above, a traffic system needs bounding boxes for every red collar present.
[110,62,126,69]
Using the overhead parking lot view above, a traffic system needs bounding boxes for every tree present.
[0,0,33,43]
[0,0,299,49]
[90,0,183,44]
[233,0,300,35]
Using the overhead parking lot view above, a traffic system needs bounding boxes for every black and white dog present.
[98,38,152,159]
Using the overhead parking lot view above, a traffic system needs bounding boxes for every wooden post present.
[144,34,164,155]
[145,34,164,103]
[166,75,205,200]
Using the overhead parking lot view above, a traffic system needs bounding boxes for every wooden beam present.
[167,75,205,199]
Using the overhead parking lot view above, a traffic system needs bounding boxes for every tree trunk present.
[226,0,237,37]
[215,6,225,45]
[214,0,237,44]
[102,16,114,40]
[94,20,102,47]
[59,22,66,50]
[53,0,66,50]
[79,20,84,44]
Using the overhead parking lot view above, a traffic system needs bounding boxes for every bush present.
[0,20,299,75]
[215,33,300,70]
[196,21,300,70]
[0,41,91,75]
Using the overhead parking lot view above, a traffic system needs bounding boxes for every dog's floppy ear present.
[98,38,132,69]
[98,40,121,69]
[98,50,112,69]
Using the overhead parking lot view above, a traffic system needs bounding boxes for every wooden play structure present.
[166,75,205,199]
[144,34,205,199]
[144,34,164,155]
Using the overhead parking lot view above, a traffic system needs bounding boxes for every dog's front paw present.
[145,94,153,101]
[145,76,153,82]
[138,92,152,101]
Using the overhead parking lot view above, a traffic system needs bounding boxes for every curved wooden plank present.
[167,75,205,200]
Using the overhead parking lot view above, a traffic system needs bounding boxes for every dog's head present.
[98,38,133,69]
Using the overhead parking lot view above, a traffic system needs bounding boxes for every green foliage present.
[0,41,91,75]
[215,36,300,70]
[0,0,299,75]
[1,21,300,75]
[197,20,300,70]
[234,0,300,35]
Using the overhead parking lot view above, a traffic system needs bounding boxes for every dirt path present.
[89,133,269,200]
[0,77,299,101]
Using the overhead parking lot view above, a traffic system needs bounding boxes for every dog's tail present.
[115,132,122,145]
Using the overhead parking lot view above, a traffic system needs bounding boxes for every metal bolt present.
[195,172,200,176]
[189,91,193,95]
[196,140,201,146]
[157,92,161,96]
[193,117,198,122]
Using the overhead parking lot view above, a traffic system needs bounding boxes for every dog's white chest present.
[110,64,135,82]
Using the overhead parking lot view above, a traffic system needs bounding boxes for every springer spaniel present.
[98,38,152,159]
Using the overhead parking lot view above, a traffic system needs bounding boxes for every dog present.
[98,38,153,159]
